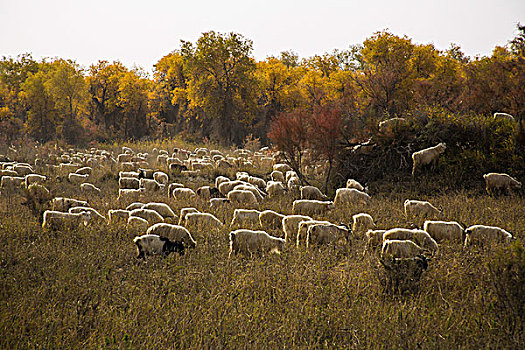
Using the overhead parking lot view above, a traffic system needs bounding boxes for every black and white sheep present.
[133,234,185,259]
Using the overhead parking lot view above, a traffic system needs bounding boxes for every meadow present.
[0,141,524,349]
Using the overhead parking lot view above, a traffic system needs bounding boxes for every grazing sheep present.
[423,220,464,243]
[209,198,231,209]
[287,176,300,191]
[119,177,140,189]
[352,213,375,235]
[282,215,313,242]
[75,166,93,175]
[271,170,285,183]
[179,207,200,225]
[167,183,184,196]
[119,171,139,179]
[233,184,265,201]
[138,168,155,179]
[1,176,25,192]
[184,212,223,230]
[218,180,246,196]
[306,223,350,247]
[107,209,130,225]
[364,229,387,254]
[273,163,292,173]
[143,202,177,221]
[133,234,185,259]
[247,176,266,189]
[411,142,446,176]
[227,190,259,208]
[52,197,88,212]
[129,208,164,225]
[464,225,514,247]
[297,219,331,246]
[80,183,101,195]
[259,210,286,231]
[266,181,286,197]
[378,117,407,133]
[346,179,365,192]
[146,223,197,249]
[381,239,426,259]
[126,202,145,211]
[229,229,285,257]
[292,199,334,216]
[231,209,261,228]
[153,171,169,185]
[493,112,515,122]
[69,206,106,222]
[334,188,371,208]
[68,173,89,184]
[404,200,442,220]
[172,187,197,200]
[13,164,34,176]
[140,178,162,192]
[382,228,439,254]
[300,186,328,201]
[196,185,223,199]
[42,210,91,230]
[25,183,51,205]
[24,174,46,187]
[127,216,149,231]
[215,176,230,188]
[118,188,144,202]
[483,173,522,195]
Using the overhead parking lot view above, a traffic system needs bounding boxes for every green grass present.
[1,147,524,349]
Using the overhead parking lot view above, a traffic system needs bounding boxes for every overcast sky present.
[1,0,524,72]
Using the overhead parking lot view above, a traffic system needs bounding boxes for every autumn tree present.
[181,31,258,145]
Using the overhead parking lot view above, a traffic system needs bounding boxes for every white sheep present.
[80,183,101,195]
[68,172,89,184]
[24,174,46,187]
[119,177,140,189]
[296,219,331,246]
[378,117,408,133]
[292,199,334,216]
[184,212,224,230]
[1,176,25,192]
[129,208,164,225]
[282,215,313,242]
[287,176,300,191]
[270,170,285,183]
[179,207,200,225]
[69,206,106,222]
[411,142,446,176]
[153,171,169,185]
[126,202,145,211]
[233,184,265,201]
[146,223,197,249]
[75,166,93,175]
[464,225,514,247]
[218,180,246,196]
[493,112,515,122]
[266,181,286,197]
[231,209,261,228]
[483,173,522,195]
[215,176,230,188]
[381,239,426,259]
[229,229,285,257]
[140,178,162,192]
[300,186,328,201]
[118,188,144,202]
[196,186,222,199]
[346,179,365,192]
[423,220,464,243]
[127,216,150,231]
[52,197,88,212]
[172,187,197,200]
[364,229,387,254]
[382,228,439,254]
[119,171,139,179]
[107,209,130,225]
[306,223,350,247]
[142,202,178,221]
[227,190,259,208]
[42,210,91,230]
[404,199,442,220]
[259,210,285,231]
[334,188,370,208]
[273,163,292,173]
[209,198,231,209]
[247,176,266,189]
[352,213,375,235]
[134,234,185,259]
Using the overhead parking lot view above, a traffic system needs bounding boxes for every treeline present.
[1,26,524,147]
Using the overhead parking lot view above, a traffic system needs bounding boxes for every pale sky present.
[1,0,524,72]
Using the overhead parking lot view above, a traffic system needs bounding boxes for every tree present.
[117,69,150,139]
[181,31,258,145]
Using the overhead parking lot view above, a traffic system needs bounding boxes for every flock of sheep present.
[0,138,522,268]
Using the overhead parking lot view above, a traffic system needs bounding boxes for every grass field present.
[1,144,524,349]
